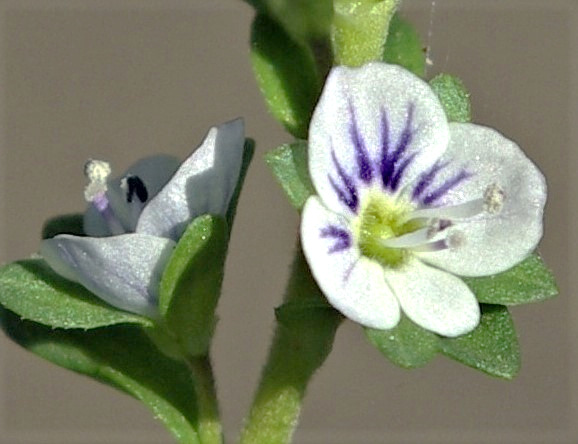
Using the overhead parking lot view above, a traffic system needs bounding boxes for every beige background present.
[0,0,575,442]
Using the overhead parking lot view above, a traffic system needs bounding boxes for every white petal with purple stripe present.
[308,63,449,217]
[302,197,400,329]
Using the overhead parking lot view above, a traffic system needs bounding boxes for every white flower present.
[301,63,546,337]
[41,119,245,318]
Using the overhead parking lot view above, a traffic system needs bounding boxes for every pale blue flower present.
[41,119,245,318]
[301,63,546,337]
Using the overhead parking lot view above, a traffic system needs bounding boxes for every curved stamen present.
[410,231,466,253]
[84,159,126,235]
[380,227,430,249]
[404,198,485,222]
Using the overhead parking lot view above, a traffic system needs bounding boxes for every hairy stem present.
[332,0,400,66]
[239,246,342,444]
[187,355,223,444]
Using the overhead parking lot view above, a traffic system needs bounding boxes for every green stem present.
[187,355,223,444]
[332,0,400,67]
[239,246,342,444]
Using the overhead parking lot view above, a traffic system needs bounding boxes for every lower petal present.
[301,197,400,329]
[385,259,480,337]
[41,234,176,318]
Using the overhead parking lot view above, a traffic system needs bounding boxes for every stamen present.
[404,198,484,222]
[83,159,125,235]
[410,230,466,253]
[84,159,111,203]
[483,183,505,214]
[380,228,430,249]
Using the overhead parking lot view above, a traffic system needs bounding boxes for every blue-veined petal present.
[385,258,480,337]
[136,119,245,240]
[308,63,449,217]
[84,155,180,237]
[417,123,546,277]
[41,234,176,318]
[301,196,400,329]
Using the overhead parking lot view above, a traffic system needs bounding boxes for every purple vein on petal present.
[379,108,391,187]
[348,100,373,184]
[321,225,352,253]
[381,103,416,191]
[422,169,472,206]
[329,146,359,212]
[390,153,417,191]
[412,160,449,201]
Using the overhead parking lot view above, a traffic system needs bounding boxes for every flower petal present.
[308,62,449,216]
[136,119,245,240]
[301,196,400,329]
[41,234,176,318]
[385,259,480,337]
[84,155,180,237]
[417,123,546,276]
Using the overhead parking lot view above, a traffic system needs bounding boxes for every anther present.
[483,183,505,214]
[84,159,111,183]
[446,231,466,249]
[120,175,148,204]
[426,218,453,239]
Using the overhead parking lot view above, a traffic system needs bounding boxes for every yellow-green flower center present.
[355,191,423,268]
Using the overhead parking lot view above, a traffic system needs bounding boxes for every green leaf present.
[429,74,472,123]
[265,140,314,210]
[159,215,228,357]
[0,309,200,443]
[42,213,85,239]
[226,138,255,230]
[463,254,558,306]
[0,259,151,329]
[275,296,333,326]
[383,13,426,77]
[439,304,520,379]
[245,0,333,43]
[251,14,321,138]
[365,315,438,368]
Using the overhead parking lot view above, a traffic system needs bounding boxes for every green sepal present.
[439,304,520,379]
[265,140,314,211]
[226,138,255,231]
[251,15,321,138]
[382,13,426,77]
[0,309,200,444]
[366,305,520,379]
[365,315,438,369]
[429,73,472,123]
[159,215,228,357]
[42,213,85,239]
[0,259,151,329]
[463,254,558,306]
[332,0,399,67]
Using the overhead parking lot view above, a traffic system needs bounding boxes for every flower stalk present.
[239,246,342,444]
[187,355,223,444]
